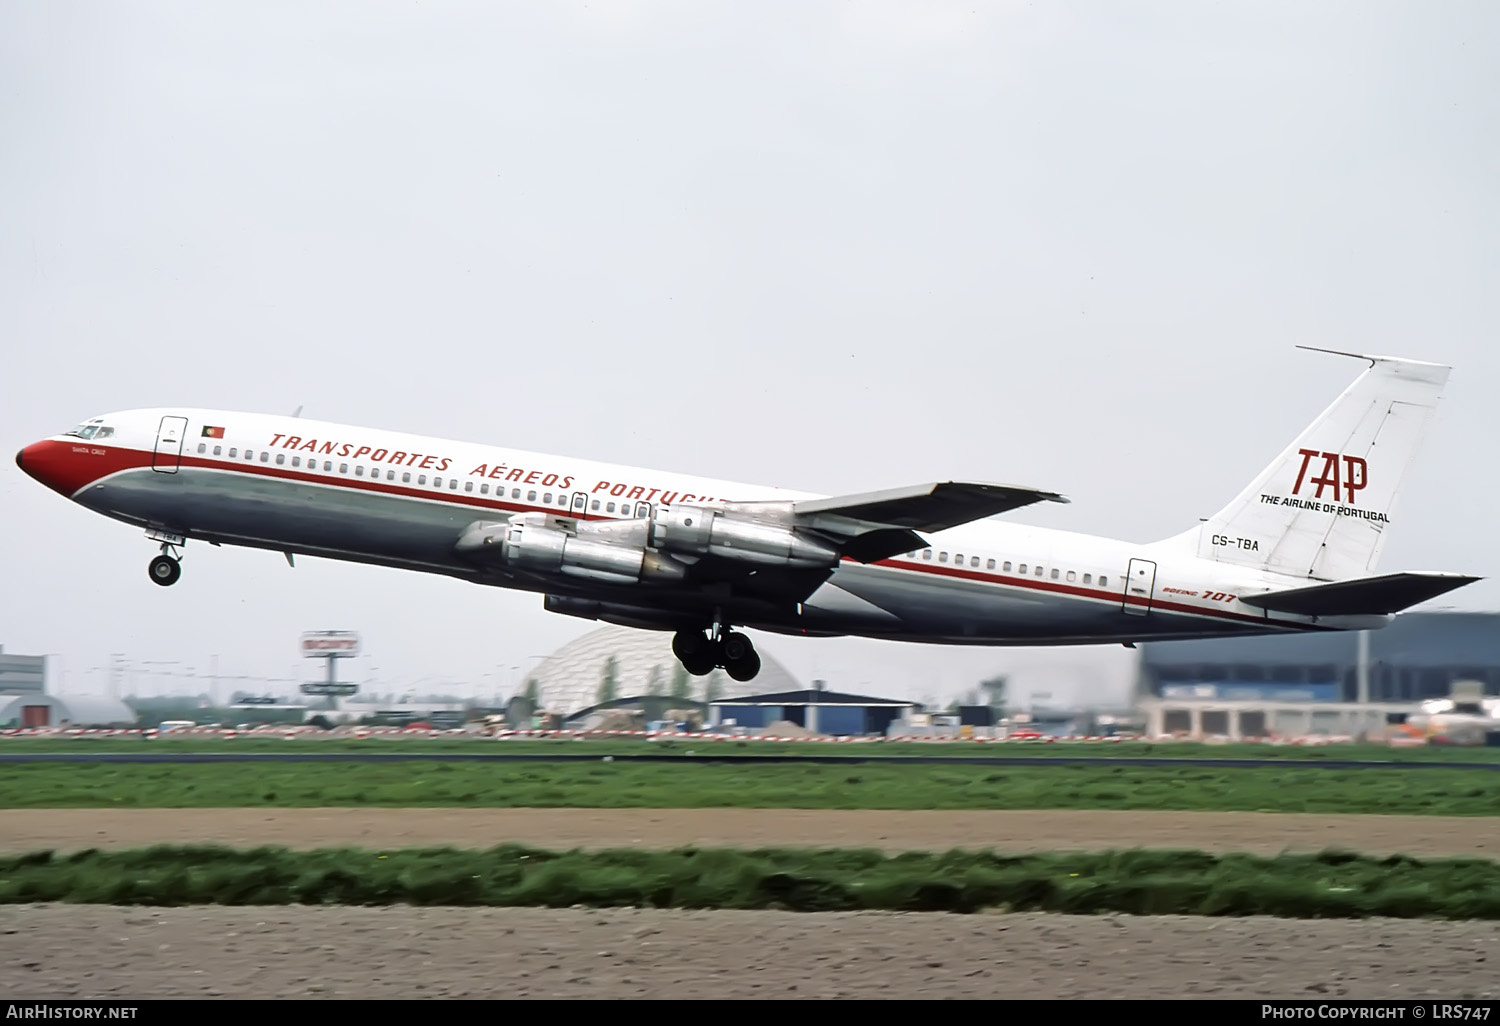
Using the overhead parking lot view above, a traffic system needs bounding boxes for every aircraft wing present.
[779,481,1069,563]
[459,480,1070,614]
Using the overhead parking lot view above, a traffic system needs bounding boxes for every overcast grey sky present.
[3,2,1497,709]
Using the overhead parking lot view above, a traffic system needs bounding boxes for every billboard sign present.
[301,682,359,696]
[301,632,360,658]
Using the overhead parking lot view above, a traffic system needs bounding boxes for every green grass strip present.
[3,843,1498,919]
[2,761,1496,814]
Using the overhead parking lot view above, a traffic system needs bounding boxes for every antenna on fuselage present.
[292,405,303,418]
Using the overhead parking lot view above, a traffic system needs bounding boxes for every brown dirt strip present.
[2,904,1496,1000]
[4,809,1496,1000]
[2,808,1497,857]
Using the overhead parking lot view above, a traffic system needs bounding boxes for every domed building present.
[521,625,802,717]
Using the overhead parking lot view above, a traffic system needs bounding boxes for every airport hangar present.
[1134,611,1500,740]
[523,625,793,718]
[707,689,919,736]
[530,626,919,736]
[0,645,137,729]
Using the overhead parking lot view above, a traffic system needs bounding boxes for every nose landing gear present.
[148,541,182,587]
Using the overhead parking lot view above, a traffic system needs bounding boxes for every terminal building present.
[1135,611,1500,740]
[0,646,45,695]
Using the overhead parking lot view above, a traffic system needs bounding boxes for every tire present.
[672,630,710,662]
[720,631,751,663]
[149,556,181,587]
[725,650,761,682]
[680,653,717,676]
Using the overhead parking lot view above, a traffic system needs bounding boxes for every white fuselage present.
[15,407,1388,649]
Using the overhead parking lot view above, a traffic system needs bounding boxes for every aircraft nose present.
[14,439,83,497]
[16,442,42,475]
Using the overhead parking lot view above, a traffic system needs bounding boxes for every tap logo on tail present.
[1291,449,1366,505]
[1259,448,1388,524]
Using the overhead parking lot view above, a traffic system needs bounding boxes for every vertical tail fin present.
[1170,348,1450,582]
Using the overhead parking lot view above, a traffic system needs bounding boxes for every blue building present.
[709,689,918,737]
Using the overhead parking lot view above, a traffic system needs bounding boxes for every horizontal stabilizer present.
[1238,572,1482,616]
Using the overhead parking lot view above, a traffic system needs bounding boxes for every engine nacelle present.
[455,516,687,584]
[543,595,700,631]
[649,505,839,568]
[576,516,651,549]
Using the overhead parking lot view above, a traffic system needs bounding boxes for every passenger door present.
[1122,558,1157,616]
[152,416,188,473]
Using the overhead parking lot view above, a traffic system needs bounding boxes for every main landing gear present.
[672,621,761,682]
[149,544,182,587]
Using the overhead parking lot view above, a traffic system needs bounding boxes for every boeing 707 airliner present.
[14,347,1481,682]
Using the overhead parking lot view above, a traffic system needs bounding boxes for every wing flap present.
[1238,572,1482,616]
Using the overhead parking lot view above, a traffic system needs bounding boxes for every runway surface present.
[2,750,1496,769]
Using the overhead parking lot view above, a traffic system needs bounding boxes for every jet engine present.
[649,504,839,568]
[455,515,687,584]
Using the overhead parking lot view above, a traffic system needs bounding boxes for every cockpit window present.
[94,427,113,439]
[64,423,99,440]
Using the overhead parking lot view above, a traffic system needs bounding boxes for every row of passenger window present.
[907,547,1109,588]
[196,442,651,516]
[193,443,1106,582]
